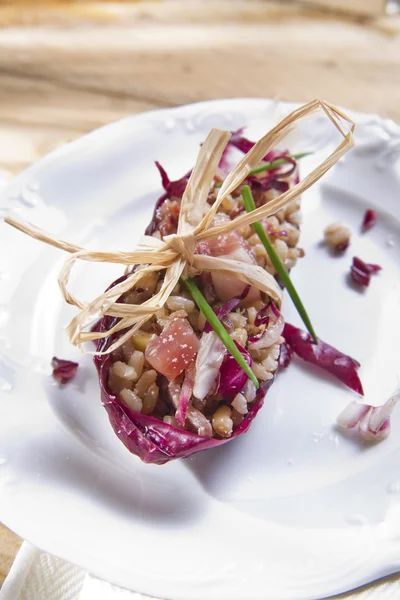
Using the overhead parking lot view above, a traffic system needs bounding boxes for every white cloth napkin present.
[1,542,400,600]
[0,543,159,600]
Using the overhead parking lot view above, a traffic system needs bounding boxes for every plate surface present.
[1,99,400,600]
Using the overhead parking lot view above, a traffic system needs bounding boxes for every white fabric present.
[0,543,160,600]
[1,542,400,600]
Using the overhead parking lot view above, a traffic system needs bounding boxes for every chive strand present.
[241,185,318,343]
[181,276,259,388]
[214,152,310,188]
[248,152,310,176]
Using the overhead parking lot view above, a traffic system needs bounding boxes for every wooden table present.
[0,0,399,588]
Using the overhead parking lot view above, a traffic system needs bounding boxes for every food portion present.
[100,150,304,448]
[324,221,351,253]
[7,99,360,462]
[337,394,399,443]
[52,357,79,385]
[350,256,382,287]
[282,323,363,395]
[361,209,377,232]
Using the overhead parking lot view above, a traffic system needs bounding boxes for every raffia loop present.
[164,232,196,266]
[5,99,355,355]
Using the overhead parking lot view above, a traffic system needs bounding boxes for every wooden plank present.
[0,17,399,173]
[0,525,22,587]
[309,0,386,16]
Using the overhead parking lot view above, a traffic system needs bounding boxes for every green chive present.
[241,185,318,344]
[181,276,259,388]
[214,152,310,187]
[248,152,311,176]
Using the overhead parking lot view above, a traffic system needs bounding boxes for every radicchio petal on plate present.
[52,357,79,384]
[350,256,382,287]
[362,209,377,232]
[282,323,364,395]
[337,394,399,443]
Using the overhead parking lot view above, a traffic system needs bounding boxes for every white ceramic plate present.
[1,99,400,600]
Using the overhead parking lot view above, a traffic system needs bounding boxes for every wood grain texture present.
[0,525,22,587]
[0,2,399,175]
[0,0,399,586]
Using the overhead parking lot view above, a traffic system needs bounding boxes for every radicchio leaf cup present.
[93,142,301,464]
[95,344,270,465]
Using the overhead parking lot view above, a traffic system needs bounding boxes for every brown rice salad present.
[107,170,304,440]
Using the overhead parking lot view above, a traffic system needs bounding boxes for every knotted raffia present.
[5,99,355,355]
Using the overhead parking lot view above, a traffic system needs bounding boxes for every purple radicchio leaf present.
[350,256,382,288]
[283,322,364,395]
[52,357,79,384]
[94,336,268,465]
[217,342,252,401]
[93,276,271,465]
[362,209,377,232]
[204,285,250,333]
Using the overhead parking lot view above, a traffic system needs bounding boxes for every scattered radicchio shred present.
[247,176,290,194]
[229,130,291,164]
[270,301,281,319]
[254,300,281,327]
[217,342,252,401]
[269,157,297,179]
[350,265,370,287]
[278,342,293,370]
[219,138,235,171]
[282,323,364,395]
[362,209,377,232]
[51,357,79,385]
[263,148,291,163]
[175,367,194,426]
[248,333,261,344]
[350,256,382,287]
[337,394,399,444]
[255,312,270,328]
[204,285,250,333]
[353,256,382,274]
[228,128,254,154]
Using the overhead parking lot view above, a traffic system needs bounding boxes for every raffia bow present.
[5,99,354,355]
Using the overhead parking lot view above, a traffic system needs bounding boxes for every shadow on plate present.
[10,431,206,528]
[185,363,367,498]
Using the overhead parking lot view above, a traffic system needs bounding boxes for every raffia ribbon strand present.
[5,99,355,355]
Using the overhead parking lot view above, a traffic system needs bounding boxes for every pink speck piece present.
[145,318,200,381]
